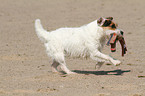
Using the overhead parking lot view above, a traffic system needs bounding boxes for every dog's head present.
[97,17,123,37]
[97,17,127,56]
[97,17,118,29]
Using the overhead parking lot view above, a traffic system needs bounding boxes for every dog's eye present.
[111,24,116,28]
[103,20,111,27]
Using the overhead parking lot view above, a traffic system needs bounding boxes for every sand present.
[0,0,145,96]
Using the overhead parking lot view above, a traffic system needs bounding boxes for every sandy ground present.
[0,0,145,96]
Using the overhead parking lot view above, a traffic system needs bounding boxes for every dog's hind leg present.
[60,63,76,74]
[53,53,75,74]
[51,60,59,73]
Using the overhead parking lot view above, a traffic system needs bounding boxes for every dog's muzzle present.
[107,30,127,56]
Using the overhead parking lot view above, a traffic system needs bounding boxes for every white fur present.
[35,19,121,74]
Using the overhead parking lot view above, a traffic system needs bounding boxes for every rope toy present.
[107,30,127,56]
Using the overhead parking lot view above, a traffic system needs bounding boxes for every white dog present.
[35,17,122,74]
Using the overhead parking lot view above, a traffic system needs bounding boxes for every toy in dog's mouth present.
[107,30,127,56]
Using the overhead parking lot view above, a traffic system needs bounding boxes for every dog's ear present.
[97,17,103,25]
[106,17,113,20]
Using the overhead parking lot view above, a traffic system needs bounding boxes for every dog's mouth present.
[107,30,127,56]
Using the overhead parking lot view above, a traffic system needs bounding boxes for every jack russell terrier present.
[34,17,127,74]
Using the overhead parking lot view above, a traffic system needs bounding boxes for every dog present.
[35,17,123,74]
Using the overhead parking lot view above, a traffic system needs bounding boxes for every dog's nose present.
[120,30,124,35]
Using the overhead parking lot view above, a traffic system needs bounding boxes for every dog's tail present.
[35,19,49,43]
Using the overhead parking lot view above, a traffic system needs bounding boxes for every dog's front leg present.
[90,51,121,66]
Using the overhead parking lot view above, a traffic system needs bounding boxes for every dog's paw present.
[67,72,77,74]
[113,60,121,66]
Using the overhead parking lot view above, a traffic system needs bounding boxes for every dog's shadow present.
[73,69,131,75]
